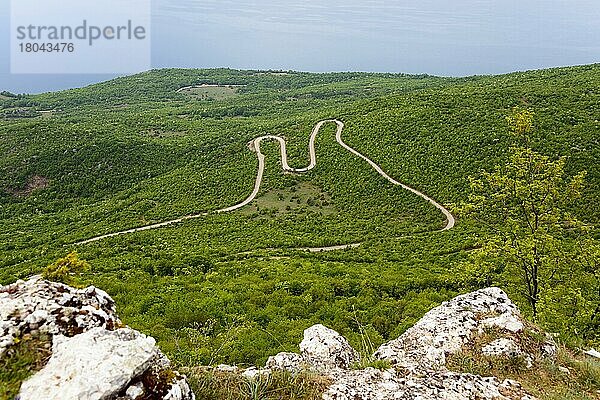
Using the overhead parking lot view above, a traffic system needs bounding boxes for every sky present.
[1,0,599,93]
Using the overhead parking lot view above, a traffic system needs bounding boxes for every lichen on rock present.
[300,324,360,371]
[258,287,554,400]
[373,287,526,372]
[0,276,120,357]
[20,327,158,400]
[0,277,194,400]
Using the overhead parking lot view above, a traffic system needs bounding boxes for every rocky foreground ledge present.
[0,278,565,399]
[234,287,557,400]
[0,277,194,400]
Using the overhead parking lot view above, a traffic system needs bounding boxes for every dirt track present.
[75,119,455,247]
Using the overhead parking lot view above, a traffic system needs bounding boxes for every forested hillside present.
[0,65,598,366]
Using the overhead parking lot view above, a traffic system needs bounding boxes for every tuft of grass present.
[240,374,271,400]
[349,306,391,371]
[446,325,600,400]
[182,367,330,400]
[0,335,51,399]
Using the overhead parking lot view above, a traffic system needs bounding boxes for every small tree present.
[579,240,600,328]
[43,252,90,286]
[459,109,587,318]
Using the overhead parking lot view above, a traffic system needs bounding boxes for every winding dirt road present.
[75,119,455,247]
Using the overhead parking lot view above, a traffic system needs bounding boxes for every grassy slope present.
[0,66,598,369]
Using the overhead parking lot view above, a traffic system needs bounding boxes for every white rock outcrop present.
[265,351,304,372]
[481,313,524,334]
[373,287,525,371]
[584,348,600,359]
[300,324,359,370]
[322,369,534,400]
[2,278,560,400]
[20,327,158,400]
[0,276,120,356]
[262,287,555,400]
[0,277,194,400]
[482,338,521,357]
[265,325,359,374]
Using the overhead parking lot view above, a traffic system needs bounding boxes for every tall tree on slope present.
[459,109,589,320]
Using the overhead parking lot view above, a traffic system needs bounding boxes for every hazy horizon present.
[2,0,599,94]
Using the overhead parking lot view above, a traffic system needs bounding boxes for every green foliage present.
[506,107,535,143]
[0,65,598,368]
[0,91,16,99]
[42,252,90,285]
[538,239,600,344]
[90,253,459,367]
[458,109,598,345]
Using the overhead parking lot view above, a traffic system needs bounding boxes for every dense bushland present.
[0,65,598,365]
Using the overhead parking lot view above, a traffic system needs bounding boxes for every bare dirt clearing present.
[6,175,49,198]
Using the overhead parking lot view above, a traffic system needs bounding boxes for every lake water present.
[1,0,599,93]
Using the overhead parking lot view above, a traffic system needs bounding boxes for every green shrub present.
[42,252,90,286]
